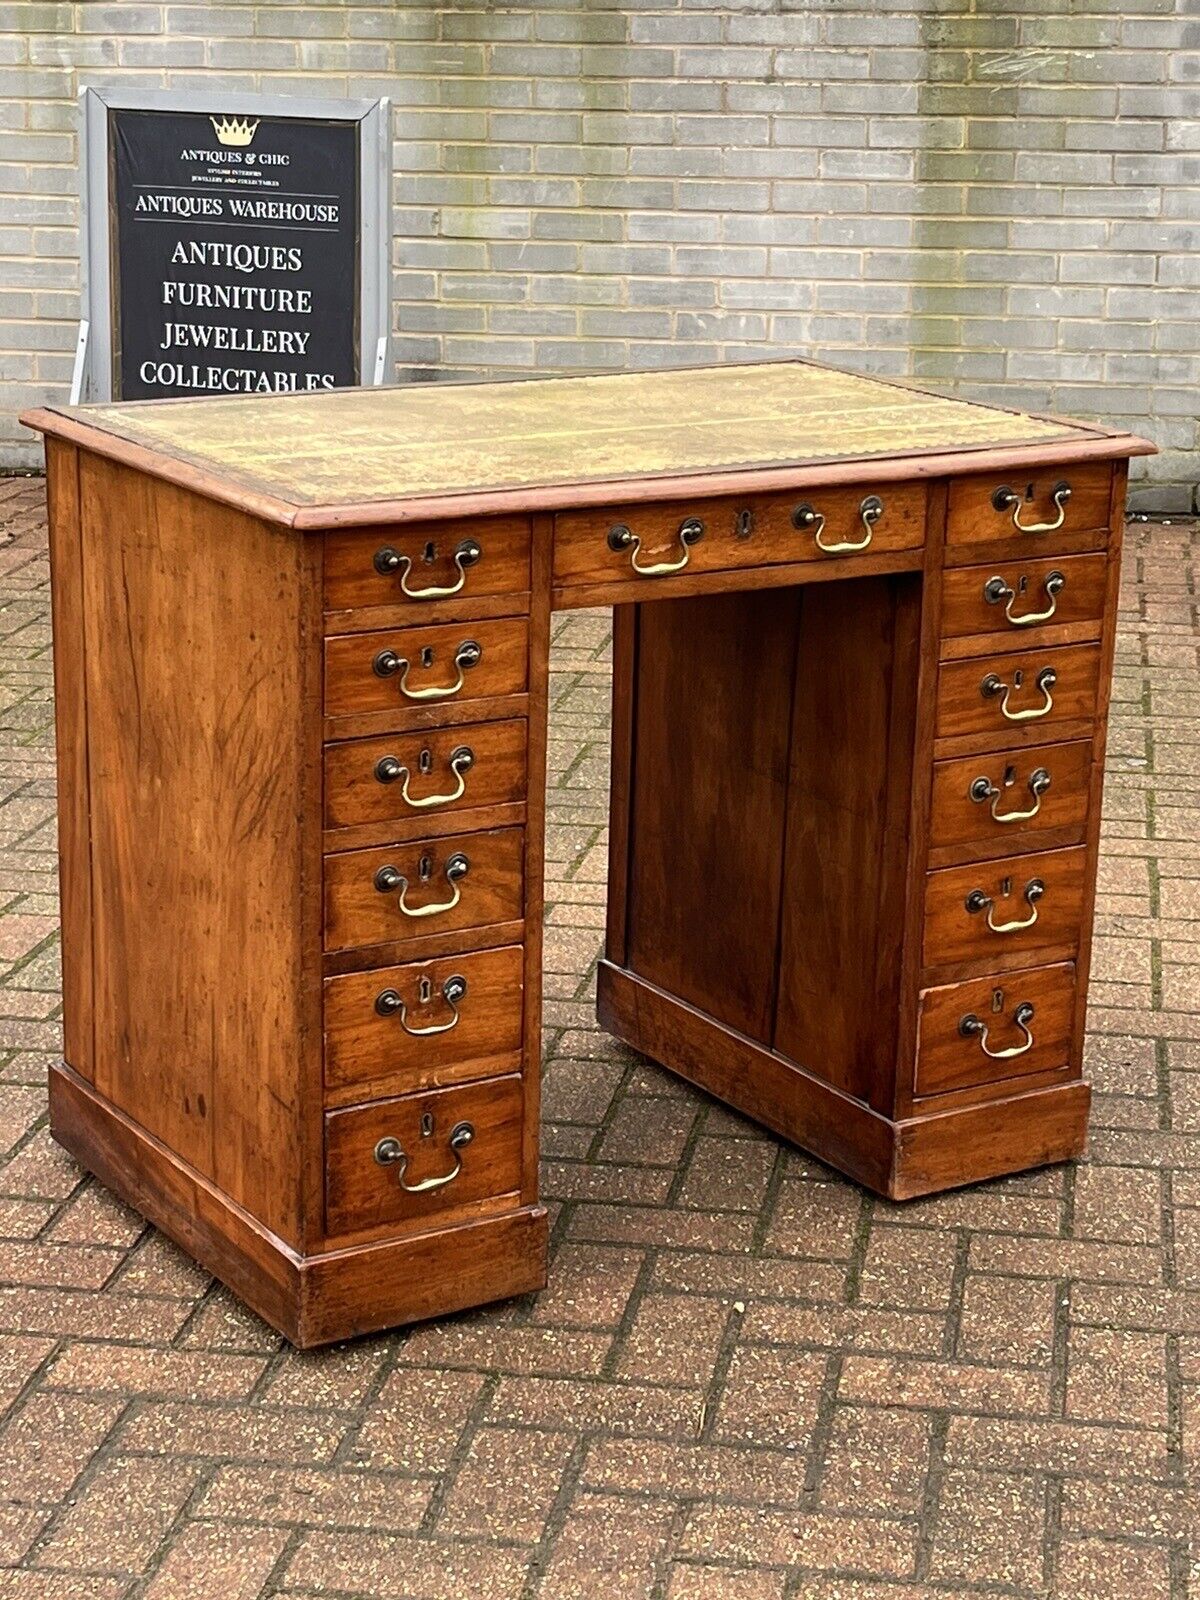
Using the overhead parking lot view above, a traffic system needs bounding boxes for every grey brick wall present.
[3,1,1198,509]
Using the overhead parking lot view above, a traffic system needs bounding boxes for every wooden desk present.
[23,361,1154,1346]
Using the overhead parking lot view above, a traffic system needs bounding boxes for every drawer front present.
[324,517,531,614]
[325,828,525,953]
[929,739,1092,855]
[553,481,926,589]
[324,719,527,831]
[325,944,524,1099]
[935,642,1102,744]
[916,962,1076,1097]
[941,552,1108,646]
[923,845,1087,970]
[325,617,528,720]
[946,462,1112,551]
[325,1073,523,1236]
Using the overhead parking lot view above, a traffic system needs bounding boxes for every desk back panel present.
[620,573,920,1108]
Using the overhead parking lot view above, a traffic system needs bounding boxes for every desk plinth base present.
[50,1062,549,1348]
[598,962,1089,1201]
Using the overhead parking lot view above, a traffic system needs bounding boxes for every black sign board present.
[109,108,361,401]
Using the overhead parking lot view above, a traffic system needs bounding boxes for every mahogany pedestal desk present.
[24,362,1154,1346]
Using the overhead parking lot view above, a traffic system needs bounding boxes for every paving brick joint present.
[1,4,1199,509]
[0,475,1197,1596]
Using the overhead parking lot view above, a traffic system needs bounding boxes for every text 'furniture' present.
[24,362,1154,1345]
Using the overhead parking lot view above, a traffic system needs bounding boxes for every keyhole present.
[423,541,436,565]
[735,508,754,539]
[418,854,432,883]
[419,748,432,775]
[420,646,433,668]
[1003,764,1016,789]
[991,988,1004,1014]
[1024,482,1035,502]
[1013,668,1024,690]
[420,1112,434,1138]
[418,975,432,1004]
[1017,573,1029,595]
[1001,876,1012,897]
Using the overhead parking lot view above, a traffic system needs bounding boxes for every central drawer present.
[553,481,925,590]
[324,719,528,832]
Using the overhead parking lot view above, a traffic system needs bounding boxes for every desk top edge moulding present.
[24,359,1155,1346]
[22,358,1154,526]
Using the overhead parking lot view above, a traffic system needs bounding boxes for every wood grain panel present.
[922,845,1087,972]
[625,588,799,1043]
[324,828,524,954]
[78,454,315,1244]
[915,961,1076,1097]
[324,719,527,832]
[935,642,1102,744]
[324,944,524,1103]
[555,480,925,590]
[940,551,1107,647]
[324,517,530,614]
[324,616,528,720]
[946,462,1112,549]
[774,574,921,1104]
[325,1074,524,1238]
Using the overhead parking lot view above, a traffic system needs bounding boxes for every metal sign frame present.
[76,86,391,403]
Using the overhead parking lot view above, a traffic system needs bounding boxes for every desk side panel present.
[76,454,317,1246]
[46,439,95,1083]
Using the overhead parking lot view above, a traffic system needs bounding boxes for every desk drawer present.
[324,517,531,615]
[935,642,1102,745]
[946,463,1112,552]
[929,739,1092,857]
[325,617,528,721]
[325,945,524,1102]
[324,719,527,832]
[325,828,525,954]
[941,552,1108,648]
[923,845,1086,971]
[553,481,925,590]
[916,962,1076,1097]
[325,1073,524,1237]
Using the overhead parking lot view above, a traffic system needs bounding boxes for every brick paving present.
[0,475,1196,1597]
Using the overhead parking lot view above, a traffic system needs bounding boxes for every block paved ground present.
[0,475,1196,1598]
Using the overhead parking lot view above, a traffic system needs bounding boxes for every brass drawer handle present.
[374,853,469,918]
[980,666,1056,722]
[991,480,1072,535]
[607,517,704,576]
[794,494,882,555]
[965,877,1045,934]
[373,537,482,599]
[959,1001,1035,1060]
[373,640,482,701]
[374,1120,475,1193]
[374,973,467,1035]
[969,766,1051,824]
[983,570,1065,627]
[374,745,474,808]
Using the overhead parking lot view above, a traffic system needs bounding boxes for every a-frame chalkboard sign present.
[75,87,390,403]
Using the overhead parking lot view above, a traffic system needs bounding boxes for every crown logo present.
[210,116,258,148]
